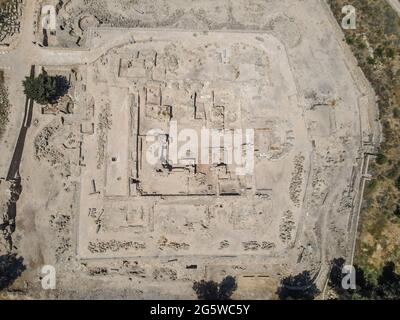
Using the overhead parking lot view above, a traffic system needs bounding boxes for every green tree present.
[193,279,219,300]
[193,276,237,300]
[277,271,320,300]
[329,258,400,300]
[23,73,58,105]
[374,262,400,299]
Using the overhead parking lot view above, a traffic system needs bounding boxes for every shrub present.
[394,205,400,218]
[376,153,388,165]
[367,56,376,65]
[386,47,396,59]
[393,107,400,118]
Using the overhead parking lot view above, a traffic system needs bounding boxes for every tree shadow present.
[54,75,70,101]
[328,257,376,299]
[219,275,238,300]
[0,253,26,291]
[7,66,35,180]
[379,262,399,284]
[277,270,320,300]
[193,276,237,300]
[375,261,400,299]
[193,279,219,300]
[329,257,346,289]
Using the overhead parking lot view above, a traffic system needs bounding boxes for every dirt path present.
[0,0,37,177]
[387,0,400,16]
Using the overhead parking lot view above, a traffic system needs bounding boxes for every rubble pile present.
[88,240,146,253]
[0,0,22,44]
[289,154,305,207]
[242,241,276,251]
[279,210,295,244]
[0,177,21,252]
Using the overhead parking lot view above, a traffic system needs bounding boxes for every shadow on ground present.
[0,253,26,291]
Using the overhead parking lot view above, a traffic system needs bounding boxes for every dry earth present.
[0,0,380,299]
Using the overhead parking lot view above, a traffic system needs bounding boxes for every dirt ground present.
[0,0,379,299]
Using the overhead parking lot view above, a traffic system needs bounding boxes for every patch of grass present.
[366,213,387,238]
[365,179,378,195]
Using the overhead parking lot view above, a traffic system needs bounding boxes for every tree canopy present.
[277,270,320,300]
[329,258,400,300]
[23,72,68,105]
[193,276,237,300]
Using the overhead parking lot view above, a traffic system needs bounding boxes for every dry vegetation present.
[329,0,400,275]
